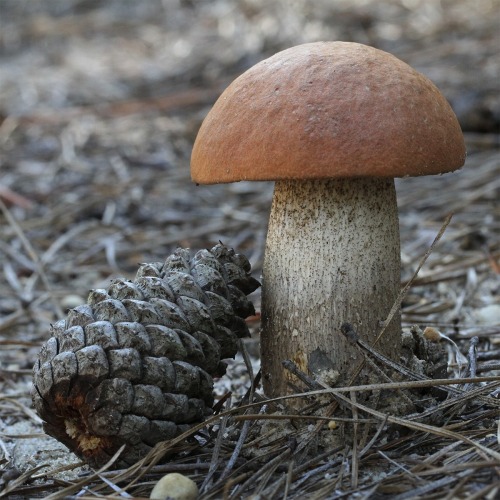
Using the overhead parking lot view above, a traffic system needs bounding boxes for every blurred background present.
[0,0,498,368]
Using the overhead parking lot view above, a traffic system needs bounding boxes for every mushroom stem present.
[261,178,402,397]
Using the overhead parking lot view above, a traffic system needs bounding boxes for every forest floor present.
[0,1,499,498]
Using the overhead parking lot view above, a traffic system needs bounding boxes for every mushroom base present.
[261,178,402,397]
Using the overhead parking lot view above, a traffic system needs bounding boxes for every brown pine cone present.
[32,244,260,468]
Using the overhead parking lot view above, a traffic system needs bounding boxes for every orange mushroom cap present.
[191,42,465,184]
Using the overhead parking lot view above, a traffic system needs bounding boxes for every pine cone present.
[32,244,260,468]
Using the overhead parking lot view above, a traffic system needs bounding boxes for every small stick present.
[477,349,500,361]
[476,362,500,373]
[468,337,479,379]
[359,416,388,458]
[217,404,258,485]
[282,359,324,391]
[462,336,479,392]
[200,414,230,493]
[350,390,359,489]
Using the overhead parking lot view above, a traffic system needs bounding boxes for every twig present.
[282,359,324,391]
[377,450,421,482]
[260,369,500,402]
[462,336,479,392]
[233,414,375,424]
[217,419,251,483]
[350,390,359,489]
[283,459,294,500]
[199,413,230,493]
[477,349,500,361]
[468,337,479,378]
[359,416,388,458]
[476,361,500,373]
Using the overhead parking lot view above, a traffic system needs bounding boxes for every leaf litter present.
[0,0,499,498]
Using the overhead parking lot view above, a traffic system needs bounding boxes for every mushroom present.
[191,42,465,397]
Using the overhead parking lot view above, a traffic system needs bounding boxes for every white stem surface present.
[261,178,402,397]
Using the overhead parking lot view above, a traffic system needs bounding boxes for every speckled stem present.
[261,178,402,397]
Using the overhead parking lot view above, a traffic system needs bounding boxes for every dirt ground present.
[0,0,499,498]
